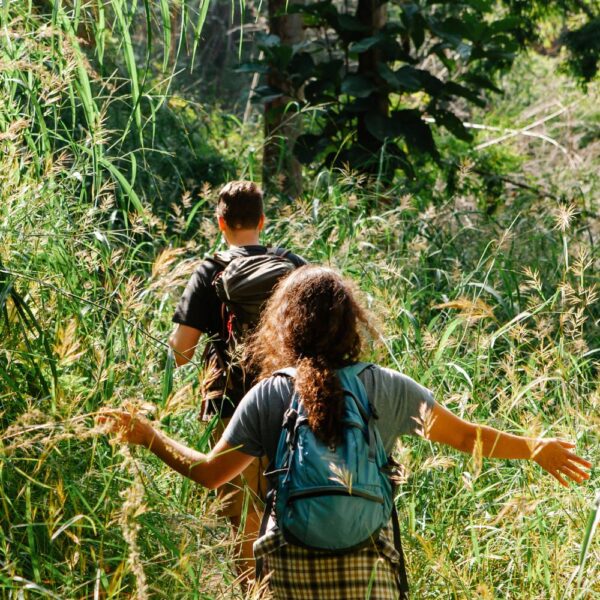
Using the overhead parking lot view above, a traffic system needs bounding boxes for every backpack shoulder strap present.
[268,247,307,268]
[203,251,231,271]
[391,505,410,598]
[338,362,377,458]
[341,361,372,378]
[341,361,408,595]
[338,362,373,413]
[269,246,290,258]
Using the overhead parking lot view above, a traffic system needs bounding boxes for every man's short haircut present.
[216,181,264,230]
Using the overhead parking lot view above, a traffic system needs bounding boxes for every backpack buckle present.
[282,407,298,445]
[283,407,298,427]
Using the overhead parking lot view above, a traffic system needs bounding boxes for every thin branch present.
[426,104,578,160]
[471,168,560,201]
[471,105,574,153]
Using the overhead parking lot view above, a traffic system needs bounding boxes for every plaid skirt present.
[254,522,402,599]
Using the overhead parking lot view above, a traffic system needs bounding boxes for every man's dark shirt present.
[172,245,305,418]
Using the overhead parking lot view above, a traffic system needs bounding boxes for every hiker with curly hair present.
[102,266,591,599]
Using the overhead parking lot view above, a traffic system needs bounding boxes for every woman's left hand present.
[533,439,592,486]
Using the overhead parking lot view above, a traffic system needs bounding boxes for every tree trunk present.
[263,0,304,197]
[356,0,388,161]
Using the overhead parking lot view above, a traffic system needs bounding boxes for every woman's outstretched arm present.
[99,410,254,489]
[426,403,591,487]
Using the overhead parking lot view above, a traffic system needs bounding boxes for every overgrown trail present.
[1,1,598,598]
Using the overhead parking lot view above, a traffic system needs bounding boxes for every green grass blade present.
[433,317,462,364]
[0,266,14,311]
[114,0,142,142]
[191,0,212,69]
[95,0,106,66]
[159,0,171,72]
[97,155,145,216]
[161,348,175,406]
[49,0,100,151]
[577,492,600,586]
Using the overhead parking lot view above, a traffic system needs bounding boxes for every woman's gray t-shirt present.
[222,364,435,459]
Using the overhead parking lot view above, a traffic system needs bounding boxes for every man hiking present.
[168,180,305,578]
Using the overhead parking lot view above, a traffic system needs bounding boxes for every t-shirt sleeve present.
[172,262,220,333]
[365,366,435,450]
[221,381,267,457]
[221,375,292,459]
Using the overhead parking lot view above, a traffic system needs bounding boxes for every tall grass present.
[2,165,598,597]
[1,2,598,599]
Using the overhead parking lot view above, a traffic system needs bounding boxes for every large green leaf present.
[363,108,439,158]
[443,81,485,107]
[265,44,295,71]
[429,17,466,46]
[341,74,377,97]
[433,109,473,142]
[376,63,400,88]
[349,34,385,54]
[365,112,398,141]
[462,73,502,94]
[289,52,316,84]
[563,18,600,81]
[336,14,370,33]
[489,16,522,35]
[376,64,423,92]
[257,34,281,49]
[292,0,337,20]
[252,85,284,103]
[295,133,332,164]
[391,109,439,158]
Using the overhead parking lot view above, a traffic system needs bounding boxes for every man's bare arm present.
[168,324,202,366]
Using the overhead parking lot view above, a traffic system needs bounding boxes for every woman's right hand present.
[532,438,592,487]
[97,409,155,447]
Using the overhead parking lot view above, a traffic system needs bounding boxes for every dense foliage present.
[247,0,599,178]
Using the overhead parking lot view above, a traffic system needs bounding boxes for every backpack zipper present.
[287,486,385,504]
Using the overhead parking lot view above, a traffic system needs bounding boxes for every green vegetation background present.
[0,2,598,598]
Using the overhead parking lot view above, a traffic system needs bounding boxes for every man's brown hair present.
[216,181,264,230]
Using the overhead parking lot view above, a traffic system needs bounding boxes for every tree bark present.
[356,0,388,160]
[263,0,304,197]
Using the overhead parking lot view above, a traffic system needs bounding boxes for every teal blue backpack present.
[260,362,409,595]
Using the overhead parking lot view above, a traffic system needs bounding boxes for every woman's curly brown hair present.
[245,266,377,445]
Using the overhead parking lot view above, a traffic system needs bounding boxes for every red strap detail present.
[220,303,228,338]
